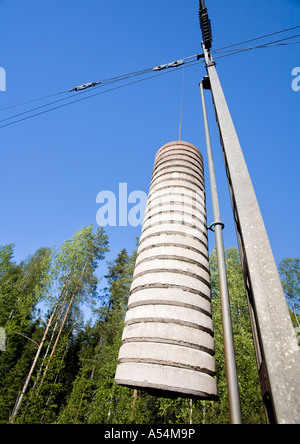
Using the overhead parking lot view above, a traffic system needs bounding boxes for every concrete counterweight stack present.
[115,141,217,399]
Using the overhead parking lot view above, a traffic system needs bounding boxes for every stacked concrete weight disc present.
[115,141,217,399]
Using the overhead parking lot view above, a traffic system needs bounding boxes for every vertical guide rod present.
[202,44,300,424]
[178,67,185,141]
[200,80,242,425]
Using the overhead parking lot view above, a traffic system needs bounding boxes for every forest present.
[0,225,299,424]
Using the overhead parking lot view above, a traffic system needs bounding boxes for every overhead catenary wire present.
[0,91,68,112]
[0,66,165,124]
[213,33,300,60]
[0,60,204,130]
[0,67,155,112]
[1,38,299,129]
[0,58,195,113]
[0,66,163,113]
[0,58,202,128]
[0,25,299,129]
[213,41,300,54]
[2,24,299,114]
[211,24,300,54]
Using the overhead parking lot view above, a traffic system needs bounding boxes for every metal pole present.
[200,80,242,424]
[202,44,300,424]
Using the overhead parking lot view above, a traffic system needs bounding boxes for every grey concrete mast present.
[199,1,300,424]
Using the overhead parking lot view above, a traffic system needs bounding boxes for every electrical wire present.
[0,25,299,129]
[0,60,204,130]
[0,68,159,124]
[0,91,68,112]
[0,67,155,112]
[213,33,300,60]
[1,25,298,114]
[211,24,300,54]
[0,58,201,127]
[213,41,300,54]
[0,59,195,113]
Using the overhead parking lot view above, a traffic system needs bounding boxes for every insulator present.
[115,141,217,400]
[199,7,213,50]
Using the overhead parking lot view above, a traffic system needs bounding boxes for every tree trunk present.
[9,298,60,423]
[9,273,72,423]
[39,259,89,387]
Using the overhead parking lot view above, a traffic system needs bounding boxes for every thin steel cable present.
[212,24,300,54]
[213,34,300,60]
[0,69,158,124]
[0,60,203,129]
[0,67,155,113]
[1,29,300,129]
[1,25,298,114]
[178,66,185,141]
[0,91,68,112]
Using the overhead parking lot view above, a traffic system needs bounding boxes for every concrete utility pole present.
[200,80,242,424]
[199,1,300,424]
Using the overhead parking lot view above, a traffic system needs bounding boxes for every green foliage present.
[0,226,109,424]
[0,245,52,422]
[58,248,135,424]
[278,257,300,327]
[209,248,266,424]
[1,228,296,424]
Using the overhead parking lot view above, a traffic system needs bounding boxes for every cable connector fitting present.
[153,59,185,71]
[69,81,102,92]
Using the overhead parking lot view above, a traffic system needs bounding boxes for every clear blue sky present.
[0,0,299,282]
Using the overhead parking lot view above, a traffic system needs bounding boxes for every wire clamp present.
[153,59,185,71]
[207,221,225,232]
[68,81,101,92]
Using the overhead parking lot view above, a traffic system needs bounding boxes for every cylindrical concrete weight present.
[115,141,217,399]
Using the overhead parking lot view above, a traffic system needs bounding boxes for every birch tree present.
[58,248,136,424]
[10,226,108,423]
